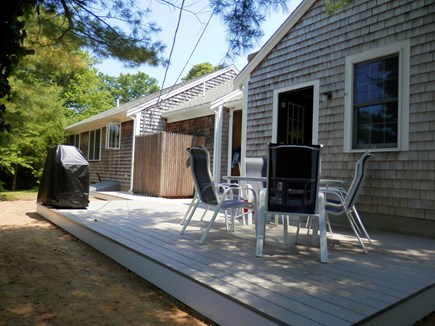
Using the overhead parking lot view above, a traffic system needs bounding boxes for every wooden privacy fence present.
[133,131,205,198]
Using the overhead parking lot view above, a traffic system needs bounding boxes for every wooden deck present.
[36,193,435,326]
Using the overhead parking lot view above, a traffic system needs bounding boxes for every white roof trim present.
[163,105,213,123]
[211,89,243,109]
[65,110,131,134]
[234,0,315,87]
[163,89,243,123]
[65,65,239,133]
[127,65,239,116]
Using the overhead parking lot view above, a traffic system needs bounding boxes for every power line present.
[172,12,214,85]
[157,0,186,103]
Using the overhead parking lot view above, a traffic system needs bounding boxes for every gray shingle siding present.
[245,0,435,230]
[139,70,237,135]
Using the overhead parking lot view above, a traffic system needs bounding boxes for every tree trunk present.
[11,165,18,191]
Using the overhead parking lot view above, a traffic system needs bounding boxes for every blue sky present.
[96,0,303,88]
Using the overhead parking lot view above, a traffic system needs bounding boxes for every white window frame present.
[344,40,410,152]
[73,134,80,148]
[272,80,320,145]
[88,129,101,161]
[106,123,121,149]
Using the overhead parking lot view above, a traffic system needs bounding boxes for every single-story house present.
[65,65,238,191]
[234,0,435,237]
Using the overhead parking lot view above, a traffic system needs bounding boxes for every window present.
[106,123,121,149]
[67,134,80,147]
[89,129,101,161]
[344,41,410,152]
[353,55,399,148]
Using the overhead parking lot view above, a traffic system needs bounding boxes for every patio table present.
[223,176,267,225]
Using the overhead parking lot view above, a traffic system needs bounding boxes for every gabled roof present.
[65,65,239,134]
[234,0,315,88]
[162,80,243,123]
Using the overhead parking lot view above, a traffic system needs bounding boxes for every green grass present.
[0,189,38,201]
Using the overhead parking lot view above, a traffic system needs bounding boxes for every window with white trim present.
[106,123,121,149]
[344,41,410,152]
[89,129,101,161]
[67,134,80,148]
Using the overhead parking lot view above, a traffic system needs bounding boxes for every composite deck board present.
[76,204,387,320]
[37,195,435,325]
[69,209,357,325]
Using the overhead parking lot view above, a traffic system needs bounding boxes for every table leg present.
[255,188,267,257]
[318,192,329,263]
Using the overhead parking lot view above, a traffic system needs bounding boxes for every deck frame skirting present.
[357,285,435,326]
[36,198,435,326]
[36,204,280,326]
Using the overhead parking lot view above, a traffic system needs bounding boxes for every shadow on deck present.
[36,193,435,326]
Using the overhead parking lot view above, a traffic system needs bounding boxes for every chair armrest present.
[320,187,347,205]
[219,185,257,203]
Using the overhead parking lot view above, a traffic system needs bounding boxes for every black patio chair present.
[180,147,257,244]
[256,144,328,262]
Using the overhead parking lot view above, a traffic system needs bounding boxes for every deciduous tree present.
[182,62,223,81]
[100,72,160,104]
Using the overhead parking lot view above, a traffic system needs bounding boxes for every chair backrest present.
[245,157,268,191]
[187,147,218,205]
[267,144,322,215]
[345,151,373,208]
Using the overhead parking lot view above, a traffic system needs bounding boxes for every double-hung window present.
[106,123,121,149]
[67,134,80,148]
[89,129,101,161]
[344,41,410,152]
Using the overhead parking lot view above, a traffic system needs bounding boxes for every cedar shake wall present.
[245,0,435,230]
[79,120,134,190]
[139,70,237,135]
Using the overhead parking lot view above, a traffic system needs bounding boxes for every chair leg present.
[180,200,201,235]
[345,211,368,253]
[351,207,371,243]
[326,216,334,237]
[295,217,302,243]
[306,216,333,237]
[180,195,197,225]
[199,209,221,245]
[282,215,289,245]
[255,188,267,256]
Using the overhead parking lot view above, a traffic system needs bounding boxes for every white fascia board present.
[65,110,130,135]
[210,89,243,111]
[163,104,213,123]
[127,65,239,117]
[234,0,315,87]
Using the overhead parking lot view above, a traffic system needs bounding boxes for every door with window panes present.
[277,87,313,145]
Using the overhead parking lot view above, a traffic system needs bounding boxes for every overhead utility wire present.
[172,12,214,86]
[157,0,186,104]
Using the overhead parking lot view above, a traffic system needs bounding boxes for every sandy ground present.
[0,200,213,326]
[1,199,433,325]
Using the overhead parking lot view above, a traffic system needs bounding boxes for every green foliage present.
[0,76,65,190]
[35,0,165,66]
[182,62,223,81]
[209,0,288,60]
[324,0,355,14]
[0,0,38,133]
[100,72,160,104]
[63,66,114,123]
[0,0,165,133]
[0,190,38,201]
